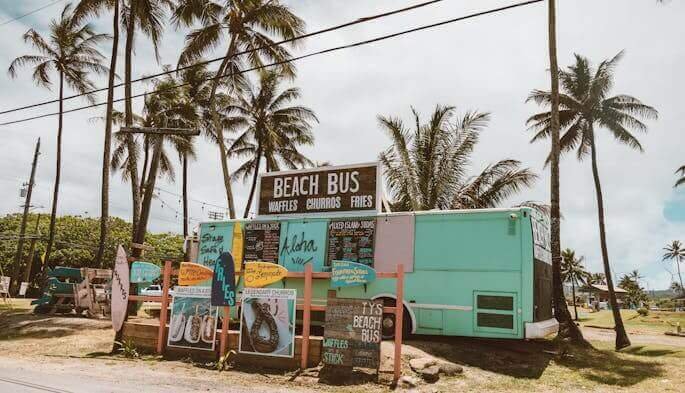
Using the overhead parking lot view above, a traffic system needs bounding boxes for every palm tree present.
[588,272,607,285]
[227,71,317,217]
[173,0,306,218]
[73,0,122,266]
[663,240,685,295]
[120,0,174,234]
[527,51,658,350]
[379,105,536,211]
[8,4,109,266]
[675,165,685,188]
[561,249,589,321]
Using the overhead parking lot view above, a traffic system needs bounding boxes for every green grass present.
[577,309,685,334]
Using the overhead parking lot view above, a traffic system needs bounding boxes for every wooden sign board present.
[178,262,213,286]
[256,163,380,217]
[323,298,383,369]
[244,262,288,288]
[243,222,281,263]
[326,219,375,267]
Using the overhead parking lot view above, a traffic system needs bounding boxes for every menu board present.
[243,222,281,263]
[326,219,375,267]
[323,298,383,369]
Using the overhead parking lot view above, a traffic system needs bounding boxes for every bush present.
[637,307,649,317]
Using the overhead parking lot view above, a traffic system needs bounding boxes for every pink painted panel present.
[374,214,414,273]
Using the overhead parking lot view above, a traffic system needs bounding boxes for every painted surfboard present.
[244,262,288,288]
[178,262,213,286]
[330,260,376,288]
[211,252,236,306]
[111,245,130,332]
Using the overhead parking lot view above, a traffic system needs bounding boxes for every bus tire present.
[379,298,411,340]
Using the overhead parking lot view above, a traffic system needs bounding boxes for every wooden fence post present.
[300,263,313,369]
[393,264,404,382]
[220,306,230,357]
[156,260,171,354]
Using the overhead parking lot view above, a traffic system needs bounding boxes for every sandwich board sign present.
[323,297,383,369]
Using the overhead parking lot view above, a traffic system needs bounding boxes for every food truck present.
[194,163,558,340]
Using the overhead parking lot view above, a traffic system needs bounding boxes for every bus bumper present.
[525,318,559,339]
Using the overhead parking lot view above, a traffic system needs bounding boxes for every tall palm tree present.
[173,0,306,218]
[121,0,174,235]
[675,165,685,188]
[8,4,109,266]
[379,105,536,211]
[527,51,658,349]
[588,272,606,285]
[227,71,317,217]
[73,0,122,266]
[663,240,685,295]
[561,248,589,321]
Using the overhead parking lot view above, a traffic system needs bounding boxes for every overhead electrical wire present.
[0,0,447,116]
[0,0,66,27]
[0,0,544,127]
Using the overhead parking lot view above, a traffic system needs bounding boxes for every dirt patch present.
[581,326,685,348]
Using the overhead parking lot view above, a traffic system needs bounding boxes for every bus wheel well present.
[375,296,414,338]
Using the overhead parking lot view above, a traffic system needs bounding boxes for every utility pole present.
[22,213,42,285]
[118,127,199,258]
[12,138,40,294]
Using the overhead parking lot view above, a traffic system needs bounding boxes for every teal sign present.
[279,220,327,272]
[198,222,234,269]
[330,260,376,287]
[130,261,161,283]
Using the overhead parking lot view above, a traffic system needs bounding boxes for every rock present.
[419,365,440,383]
[438,362,463,376]
[397,375,420,389]
[409,357,437,371]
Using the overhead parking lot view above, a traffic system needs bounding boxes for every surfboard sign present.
[178,262,213,286]
[111,245,130,332]
[211,252,236,306]
[244,262,288,288]
[330,260,376,288]
[130,261,161,283]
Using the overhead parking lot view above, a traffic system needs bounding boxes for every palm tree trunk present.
[182,153,189,240]
[243,148,262,218]
[588,128,630,350]
[141,138,149,190]
[547,0,586,344]
[124,10,140,241]
[96,0,120,266]
[676,257,684,292]
[132,136,164,258]
[44,71,64,266]
[208,38,238,219]
[572,278,578,321]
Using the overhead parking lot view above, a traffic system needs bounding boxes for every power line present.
[0,0,545,127]
[0,0,447,116]
[0,0,66,27]
[154,186,229,210]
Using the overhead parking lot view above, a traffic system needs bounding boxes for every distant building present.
[579,284,628,309]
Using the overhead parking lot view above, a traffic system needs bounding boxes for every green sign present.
[330,260,376,288]
[130,261,161,283]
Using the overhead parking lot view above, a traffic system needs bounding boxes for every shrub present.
[637,307,649,317]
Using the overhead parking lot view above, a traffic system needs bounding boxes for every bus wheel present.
[380,298,411,340]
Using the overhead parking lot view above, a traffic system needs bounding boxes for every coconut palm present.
[675,166,685,188]
[73,0,122,265]
[8,4,109,266]
[527,51,658,349]
[173,0,306,218]
[379,105,536,211]
[663,240,685,295]
[227,71,317,218]
[561,249,589,321]
[588,272,607,285]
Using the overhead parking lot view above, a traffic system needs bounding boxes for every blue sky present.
[0,0,684,290]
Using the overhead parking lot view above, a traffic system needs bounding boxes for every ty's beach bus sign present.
[256,163,380,217]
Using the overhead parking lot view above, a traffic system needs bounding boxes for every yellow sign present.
[178,262,213,286]
[232,222,244,272]
[244,262,288,288]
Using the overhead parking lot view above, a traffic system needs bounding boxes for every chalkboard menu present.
[326,219,375,267]
[243,222,281,263]
[323,298,383,369]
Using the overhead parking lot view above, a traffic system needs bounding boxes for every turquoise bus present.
[194,206,557,340]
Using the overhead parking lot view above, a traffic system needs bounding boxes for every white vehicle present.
[140,285,174,297]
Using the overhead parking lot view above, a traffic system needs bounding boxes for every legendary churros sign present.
[256,163,380,216]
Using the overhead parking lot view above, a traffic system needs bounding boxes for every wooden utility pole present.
[12,138,40,294]
[118,127,199,258]
[22,213,42,285]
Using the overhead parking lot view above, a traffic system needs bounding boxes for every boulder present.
[419,365,441,383]
[438,362,463,376]
[397,375,420,389]
[409,357,437,371]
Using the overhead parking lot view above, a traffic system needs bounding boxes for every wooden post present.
[156,260,171,354]
[393,264,404,382]
[300,263,313,369]
[220,306,230,357]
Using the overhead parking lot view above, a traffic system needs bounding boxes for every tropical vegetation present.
[527,51,658,349]
[662,240,685,296]
[561,248,589,321]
